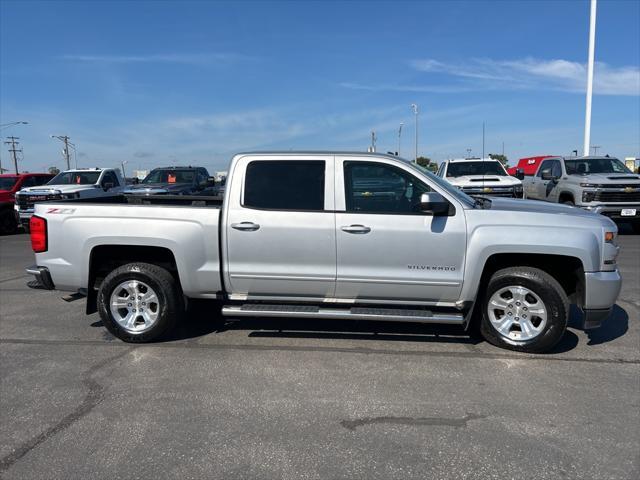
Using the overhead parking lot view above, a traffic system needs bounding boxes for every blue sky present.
[1,0,639,173]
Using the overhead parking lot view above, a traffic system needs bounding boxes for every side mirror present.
[207,176,216,186]
[103,182,115,191]
[540,169,553,181]
[515,168,525,180]
[419,192,450,216]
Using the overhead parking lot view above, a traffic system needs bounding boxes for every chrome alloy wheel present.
[109,280,160,333]
[487,285,547,341]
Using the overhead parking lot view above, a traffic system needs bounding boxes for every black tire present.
[479,267,569,353]
[97,262,183,342]
[563,199,574,206]
[0,209,18,235]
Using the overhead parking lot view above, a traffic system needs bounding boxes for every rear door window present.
[243,160,325,211]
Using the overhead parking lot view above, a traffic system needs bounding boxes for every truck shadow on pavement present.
[567,304,629,347]
[91,300,627,352]
[164,300,632,353]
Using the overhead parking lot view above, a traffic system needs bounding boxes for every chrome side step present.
[221,304,464,325]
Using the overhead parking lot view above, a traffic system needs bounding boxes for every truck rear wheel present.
[479,267,569,353]
[97,262,183,342]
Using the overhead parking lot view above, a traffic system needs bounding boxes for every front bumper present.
[16,208,34,225]
[26,265,55,290]
[579,270,622,329]
[582,204,640,220]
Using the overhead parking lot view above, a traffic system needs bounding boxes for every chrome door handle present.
[341,224,371,234]
[231,222,260,231]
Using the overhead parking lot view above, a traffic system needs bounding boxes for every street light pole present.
[583,0,597,157]
[398,123,403,157]
[410,104,418,162]
[121,160,128,180]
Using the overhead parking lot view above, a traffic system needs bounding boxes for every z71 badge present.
[46,208,76,214]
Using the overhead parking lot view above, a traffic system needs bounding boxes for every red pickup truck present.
[0,173,54,234]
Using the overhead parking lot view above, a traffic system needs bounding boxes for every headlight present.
[514,184,523,192]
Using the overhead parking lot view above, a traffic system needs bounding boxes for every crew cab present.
[15,168,124,229]
[0,173,54,234]
[122,166,215,196]
[26,152,621,353]
[523,156,640,232]
[437,158,523,198]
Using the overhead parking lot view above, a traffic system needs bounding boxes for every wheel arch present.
[478,253,584,303]
[87,245,180,314]
[558,191,575,203]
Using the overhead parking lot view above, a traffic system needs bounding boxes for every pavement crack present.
[0,347,135,472]
[341,413,486,431]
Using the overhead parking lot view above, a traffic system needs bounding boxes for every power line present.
[4,136,22,174]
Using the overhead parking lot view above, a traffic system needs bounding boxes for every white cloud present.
[409,57,640,96]
[60,52,254,66]
[338,82,475,93]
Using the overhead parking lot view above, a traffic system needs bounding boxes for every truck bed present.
[32,195,223,297]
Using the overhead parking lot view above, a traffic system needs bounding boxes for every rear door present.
[334,157,466,303]
[224,156,336,299]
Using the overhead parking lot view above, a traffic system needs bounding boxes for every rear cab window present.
[243,160,326,211]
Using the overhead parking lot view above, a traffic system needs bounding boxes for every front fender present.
[459,224,599,302]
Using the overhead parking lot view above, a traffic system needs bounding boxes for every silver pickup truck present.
[26,152,622,353]
[522,155,640,232]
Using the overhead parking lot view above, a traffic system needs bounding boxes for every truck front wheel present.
[97,262,183,342]
[479,267,569,353]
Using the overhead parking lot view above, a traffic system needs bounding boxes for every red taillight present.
[30,216,47,253]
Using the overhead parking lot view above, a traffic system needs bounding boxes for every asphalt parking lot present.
[1,229,638,480]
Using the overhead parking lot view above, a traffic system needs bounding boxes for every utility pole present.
[591,145,601,155]
[4,136,22,174]
[51,135,72,169]
[583,0,597,156]
[370,131,377,152]
[398,123,403,157]
[482,122,485,159]
[410,104,419,162]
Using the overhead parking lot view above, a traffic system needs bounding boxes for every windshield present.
[49,171,101,185]
[407,162,476,208]
[143,169,196,184]
[564,157,632,175]
[0,177,18,190]
[446,161,507,177]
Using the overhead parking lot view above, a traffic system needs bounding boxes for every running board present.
[221,304,464,325]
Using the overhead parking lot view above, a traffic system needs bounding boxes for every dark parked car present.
[122,166,214,196]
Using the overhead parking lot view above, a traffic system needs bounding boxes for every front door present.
[225,157,336,299]
[335,158,466,303]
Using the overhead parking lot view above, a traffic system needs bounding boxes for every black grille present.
[16,194,62,210]
[594,191,640,202]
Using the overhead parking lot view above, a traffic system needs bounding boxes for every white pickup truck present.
[15,167,124,230]
[437,158,523,198]
[26,152,622,353]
